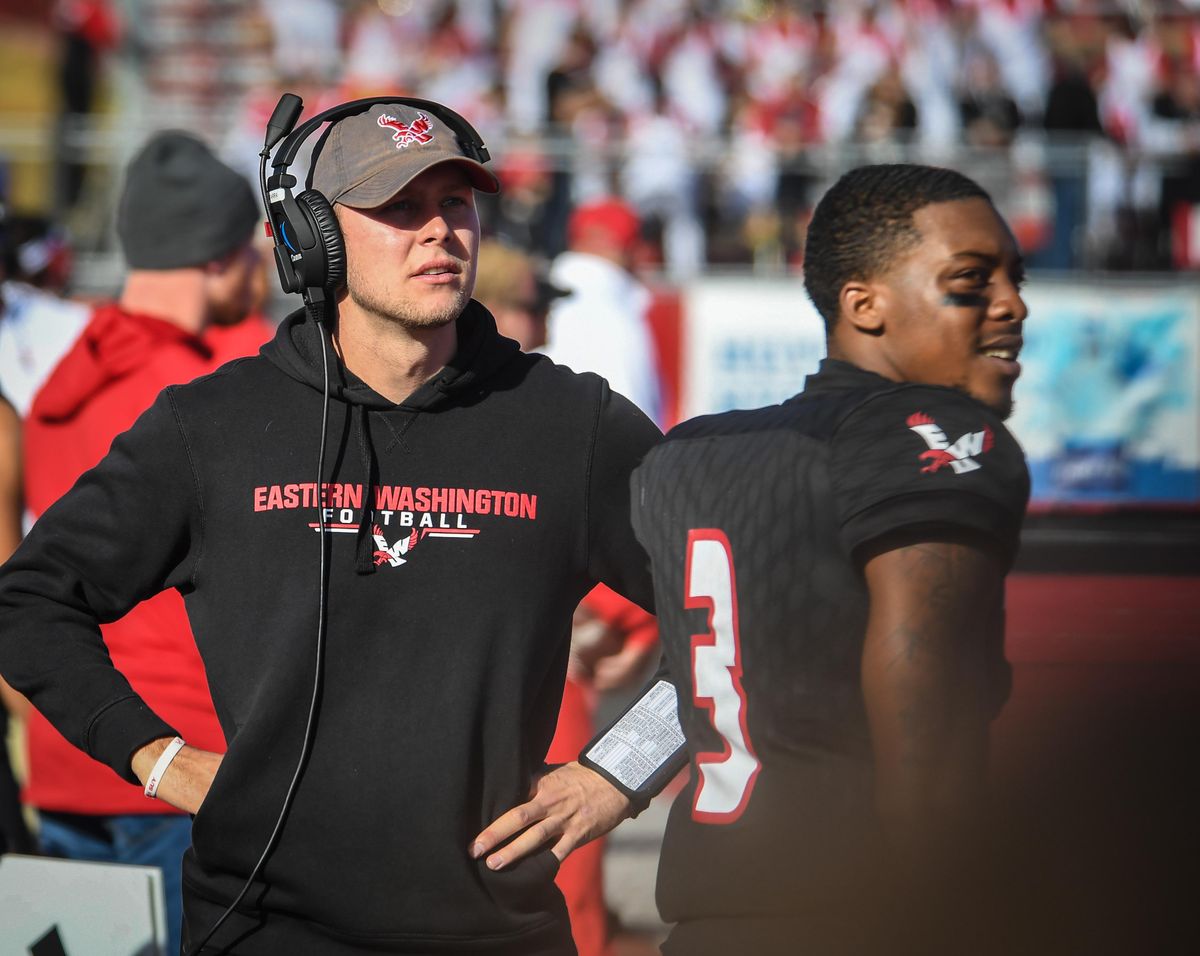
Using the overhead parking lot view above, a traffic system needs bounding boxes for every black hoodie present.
[0,301,660,953]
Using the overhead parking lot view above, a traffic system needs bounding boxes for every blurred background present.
[1,1,1198,953]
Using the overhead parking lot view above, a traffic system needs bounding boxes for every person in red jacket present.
[21,130,261,955]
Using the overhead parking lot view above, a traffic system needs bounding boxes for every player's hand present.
[590,639,657,692]
[470,761,632,870]
[0,676,30,720]
[130,736,223,815]
[567,606,625,681]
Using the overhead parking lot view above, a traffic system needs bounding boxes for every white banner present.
[680,277,826,420]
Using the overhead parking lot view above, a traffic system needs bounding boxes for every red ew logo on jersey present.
[377,112,435,149]
[906,412,993,475]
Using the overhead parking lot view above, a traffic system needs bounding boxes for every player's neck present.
[332,304,457,405]
[826,331,903,384]
[119,270,208,336]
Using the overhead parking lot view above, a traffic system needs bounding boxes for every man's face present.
[337,165,480,331]
[205,241,262,327]
[489,270,548,351]
[872,197,1027,418]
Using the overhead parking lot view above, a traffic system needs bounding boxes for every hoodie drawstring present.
[353,403,378,575]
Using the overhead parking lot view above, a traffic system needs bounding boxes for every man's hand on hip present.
[131,736,223,815]
[470,761,632,870]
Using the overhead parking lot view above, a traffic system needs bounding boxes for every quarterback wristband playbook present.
[580,678,688,814]
[144,736,186,799]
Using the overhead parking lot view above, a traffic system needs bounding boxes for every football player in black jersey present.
[633,164,1030,954]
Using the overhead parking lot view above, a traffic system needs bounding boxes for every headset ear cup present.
[296,190,346,291]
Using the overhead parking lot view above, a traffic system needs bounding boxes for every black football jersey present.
[632,359,1029,931]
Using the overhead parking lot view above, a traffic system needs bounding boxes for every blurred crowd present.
[7,0,1200,287]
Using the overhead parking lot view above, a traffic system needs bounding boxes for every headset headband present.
[272,95,490,173]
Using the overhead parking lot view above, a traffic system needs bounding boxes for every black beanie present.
[116,130,259,269]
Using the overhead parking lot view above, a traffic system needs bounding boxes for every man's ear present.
[839,279,886,335]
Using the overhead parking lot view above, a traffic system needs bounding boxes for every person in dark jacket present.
[0,100,669,954]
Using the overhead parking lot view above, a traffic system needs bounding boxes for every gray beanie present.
[116,131,259,269]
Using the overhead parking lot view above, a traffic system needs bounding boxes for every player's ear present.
[839,279,885,335]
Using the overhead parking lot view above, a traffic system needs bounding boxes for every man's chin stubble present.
[349,287,466,332]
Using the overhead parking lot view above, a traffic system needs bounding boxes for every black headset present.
[258,92,492,302]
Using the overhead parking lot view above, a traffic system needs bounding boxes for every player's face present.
[338,165,480,331]
[876,197,1027,418]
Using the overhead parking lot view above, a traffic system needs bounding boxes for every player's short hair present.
[803,164,992,330]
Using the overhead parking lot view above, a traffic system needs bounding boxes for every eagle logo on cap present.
[378,112,435,149]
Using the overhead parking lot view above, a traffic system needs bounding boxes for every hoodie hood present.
[31,303,211,423]
[261,298,521,412]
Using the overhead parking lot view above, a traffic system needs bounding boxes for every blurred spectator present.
[1,214,75,295]
[969,0,1050,121]
[656,6,734,138]
[1146,60,1200,268]
[1038,51,1105,270]
[485,136,560,254]
[202,235,277,365]
[257,0,341,88]
[19,131,260,955]
[502,0,579,133]
[544,197,664,428]
[0,390,36,857]
[546,23,608,130]
[854,64,919,144]
[52,0,120,214]
[620,80,705,278]
[0,213,89,417]
[472,238,566,351]
[959,50,1022,148]
[545,22,619,253]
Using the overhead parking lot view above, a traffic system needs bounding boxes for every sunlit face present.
[336,165,480,331]
[871,197,1027,418]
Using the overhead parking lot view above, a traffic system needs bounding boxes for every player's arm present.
[861,532,1005,867]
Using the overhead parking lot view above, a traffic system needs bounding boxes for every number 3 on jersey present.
[686,529,760,823]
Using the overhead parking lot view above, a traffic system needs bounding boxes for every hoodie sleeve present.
[585,383,661,612]
[0,389,202,783]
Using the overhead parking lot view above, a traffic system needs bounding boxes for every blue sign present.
[1008,282,1200,506]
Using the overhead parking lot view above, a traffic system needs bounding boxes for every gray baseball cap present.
[311,103,499,209]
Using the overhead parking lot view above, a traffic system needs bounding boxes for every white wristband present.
[144,736,186,799]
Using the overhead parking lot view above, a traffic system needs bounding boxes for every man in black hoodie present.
[0,102,676,954]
